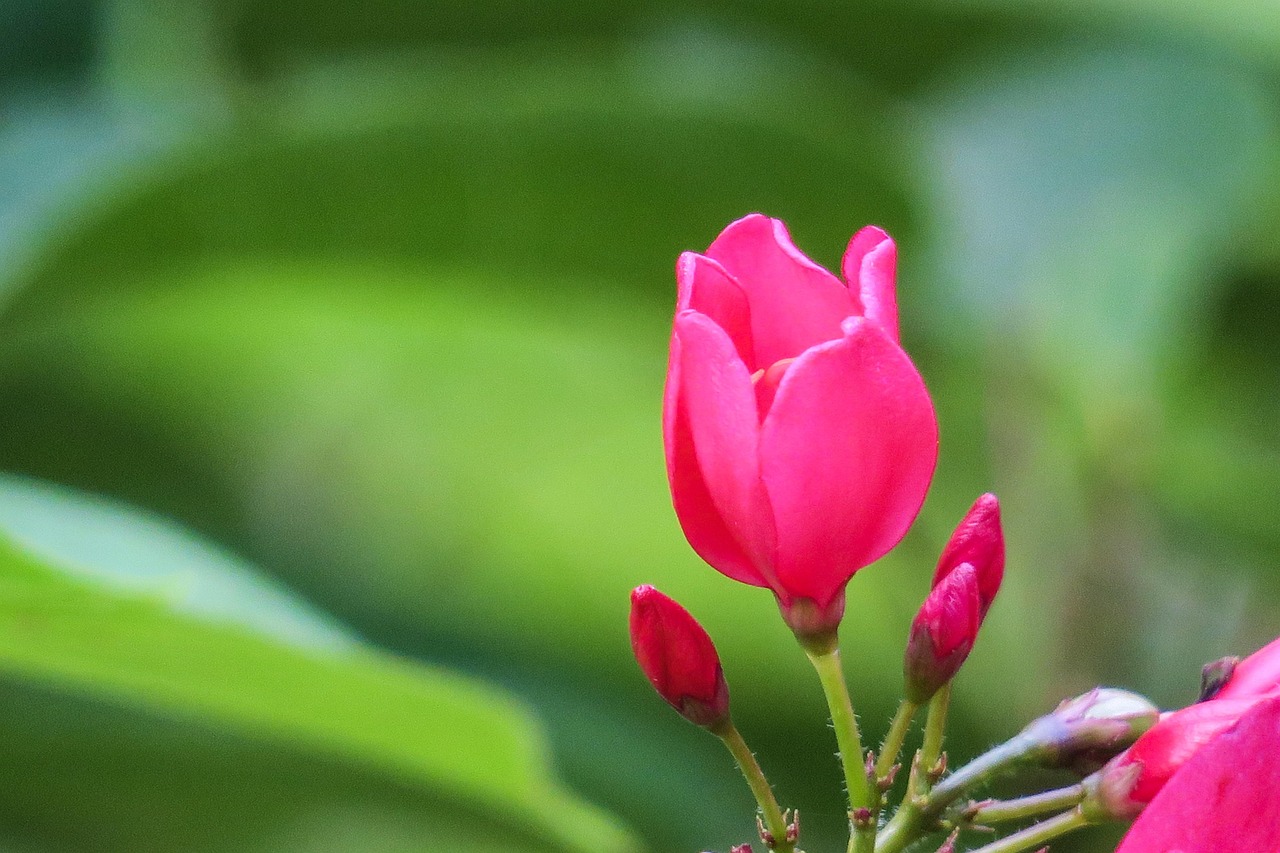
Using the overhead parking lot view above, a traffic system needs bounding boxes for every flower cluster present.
[627,215,1280,853]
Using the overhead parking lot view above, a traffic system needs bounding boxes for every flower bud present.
[1198,655,1239,701]
[629,585,730,728]
[902,495,1006,703]
[1018,688,1160,774]
[933,493,1004,616]
[1214,634,1280,700]
[903,563,981,704]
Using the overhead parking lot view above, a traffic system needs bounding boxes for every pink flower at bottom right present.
[1114,694,1280,852]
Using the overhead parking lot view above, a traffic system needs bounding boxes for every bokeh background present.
[2,1,1279,851]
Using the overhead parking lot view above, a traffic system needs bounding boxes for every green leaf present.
[0,477,639,853]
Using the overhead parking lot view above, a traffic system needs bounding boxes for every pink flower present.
[1091,634,1280,817]
[903,495,1004,702]
[664,214,938,636]
[1098,698,1261,814]
[1113,696,1280,852]
[629,585,730,728]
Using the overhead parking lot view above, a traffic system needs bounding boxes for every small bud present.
[904,495,1006,703]
[962,799,995,821]
[1198,656,1239,702]
[629,585,729,728]
[904,564,981,704]
[786,810,800,843]
[1082,758,1145,821]
[1214,634,1280,700]
[1018,688,1160,774]
[878,763,900,791]
[850,807,873,828]
[933,493,1005,616]
[936,829,960,853]
[730,846,754,853]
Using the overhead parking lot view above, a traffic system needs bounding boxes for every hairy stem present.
[876,699,919,780]
[713,718,794,853]
[804,642,875,853]
[967,784,1086,826]
[966,807,1091,853]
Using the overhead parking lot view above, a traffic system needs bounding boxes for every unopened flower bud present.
[904,563,981,704]
[933,493,1004,616]
[1198,656,1239,702]
[629,585,730,728]
[1214,634,1280,700]
[1019,688,1161,774]
[903,495,1006,703]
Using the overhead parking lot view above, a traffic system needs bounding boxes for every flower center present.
[751,358,795,422]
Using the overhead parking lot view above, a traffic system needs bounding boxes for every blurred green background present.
[1,1,1279,851]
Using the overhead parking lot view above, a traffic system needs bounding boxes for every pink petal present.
[759,318,938,607]
[669,310,777,588]
[675,252,755,369]
[1116,696,1280,853]
[664,342,763,588]
[1217,634,1280,700]
[706,214,854,368]
[1124,698,1258,803]
[842,225,899,343]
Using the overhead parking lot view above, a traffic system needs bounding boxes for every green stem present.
[924,732,1043,816]
[876,700,919,780]
[875,685,952,853]
[968,784,1086,826]
[804,642,875,853]
[713,719,795,853]
[965,807,1092,853]
[921,685,949,771]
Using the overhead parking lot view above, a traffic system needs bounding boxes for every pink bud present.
[903,563,981,704]
[1114,696,1280,853]
[629,585,730,728]
[933,493,1004,616]
[902,495,1005,702]
[664,215,938,638]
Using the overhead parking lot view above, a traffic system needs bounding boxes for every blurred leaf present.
[0,95,197,303]
[952,0,1280,59]
[0,474,353,651]
[5,44,917,307]
[0,265,1052,849]
[919,46,1276,397]
[0,480,638,853]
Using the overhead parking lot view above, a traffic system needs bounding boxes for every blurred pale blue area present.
[1,1,1279,851]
